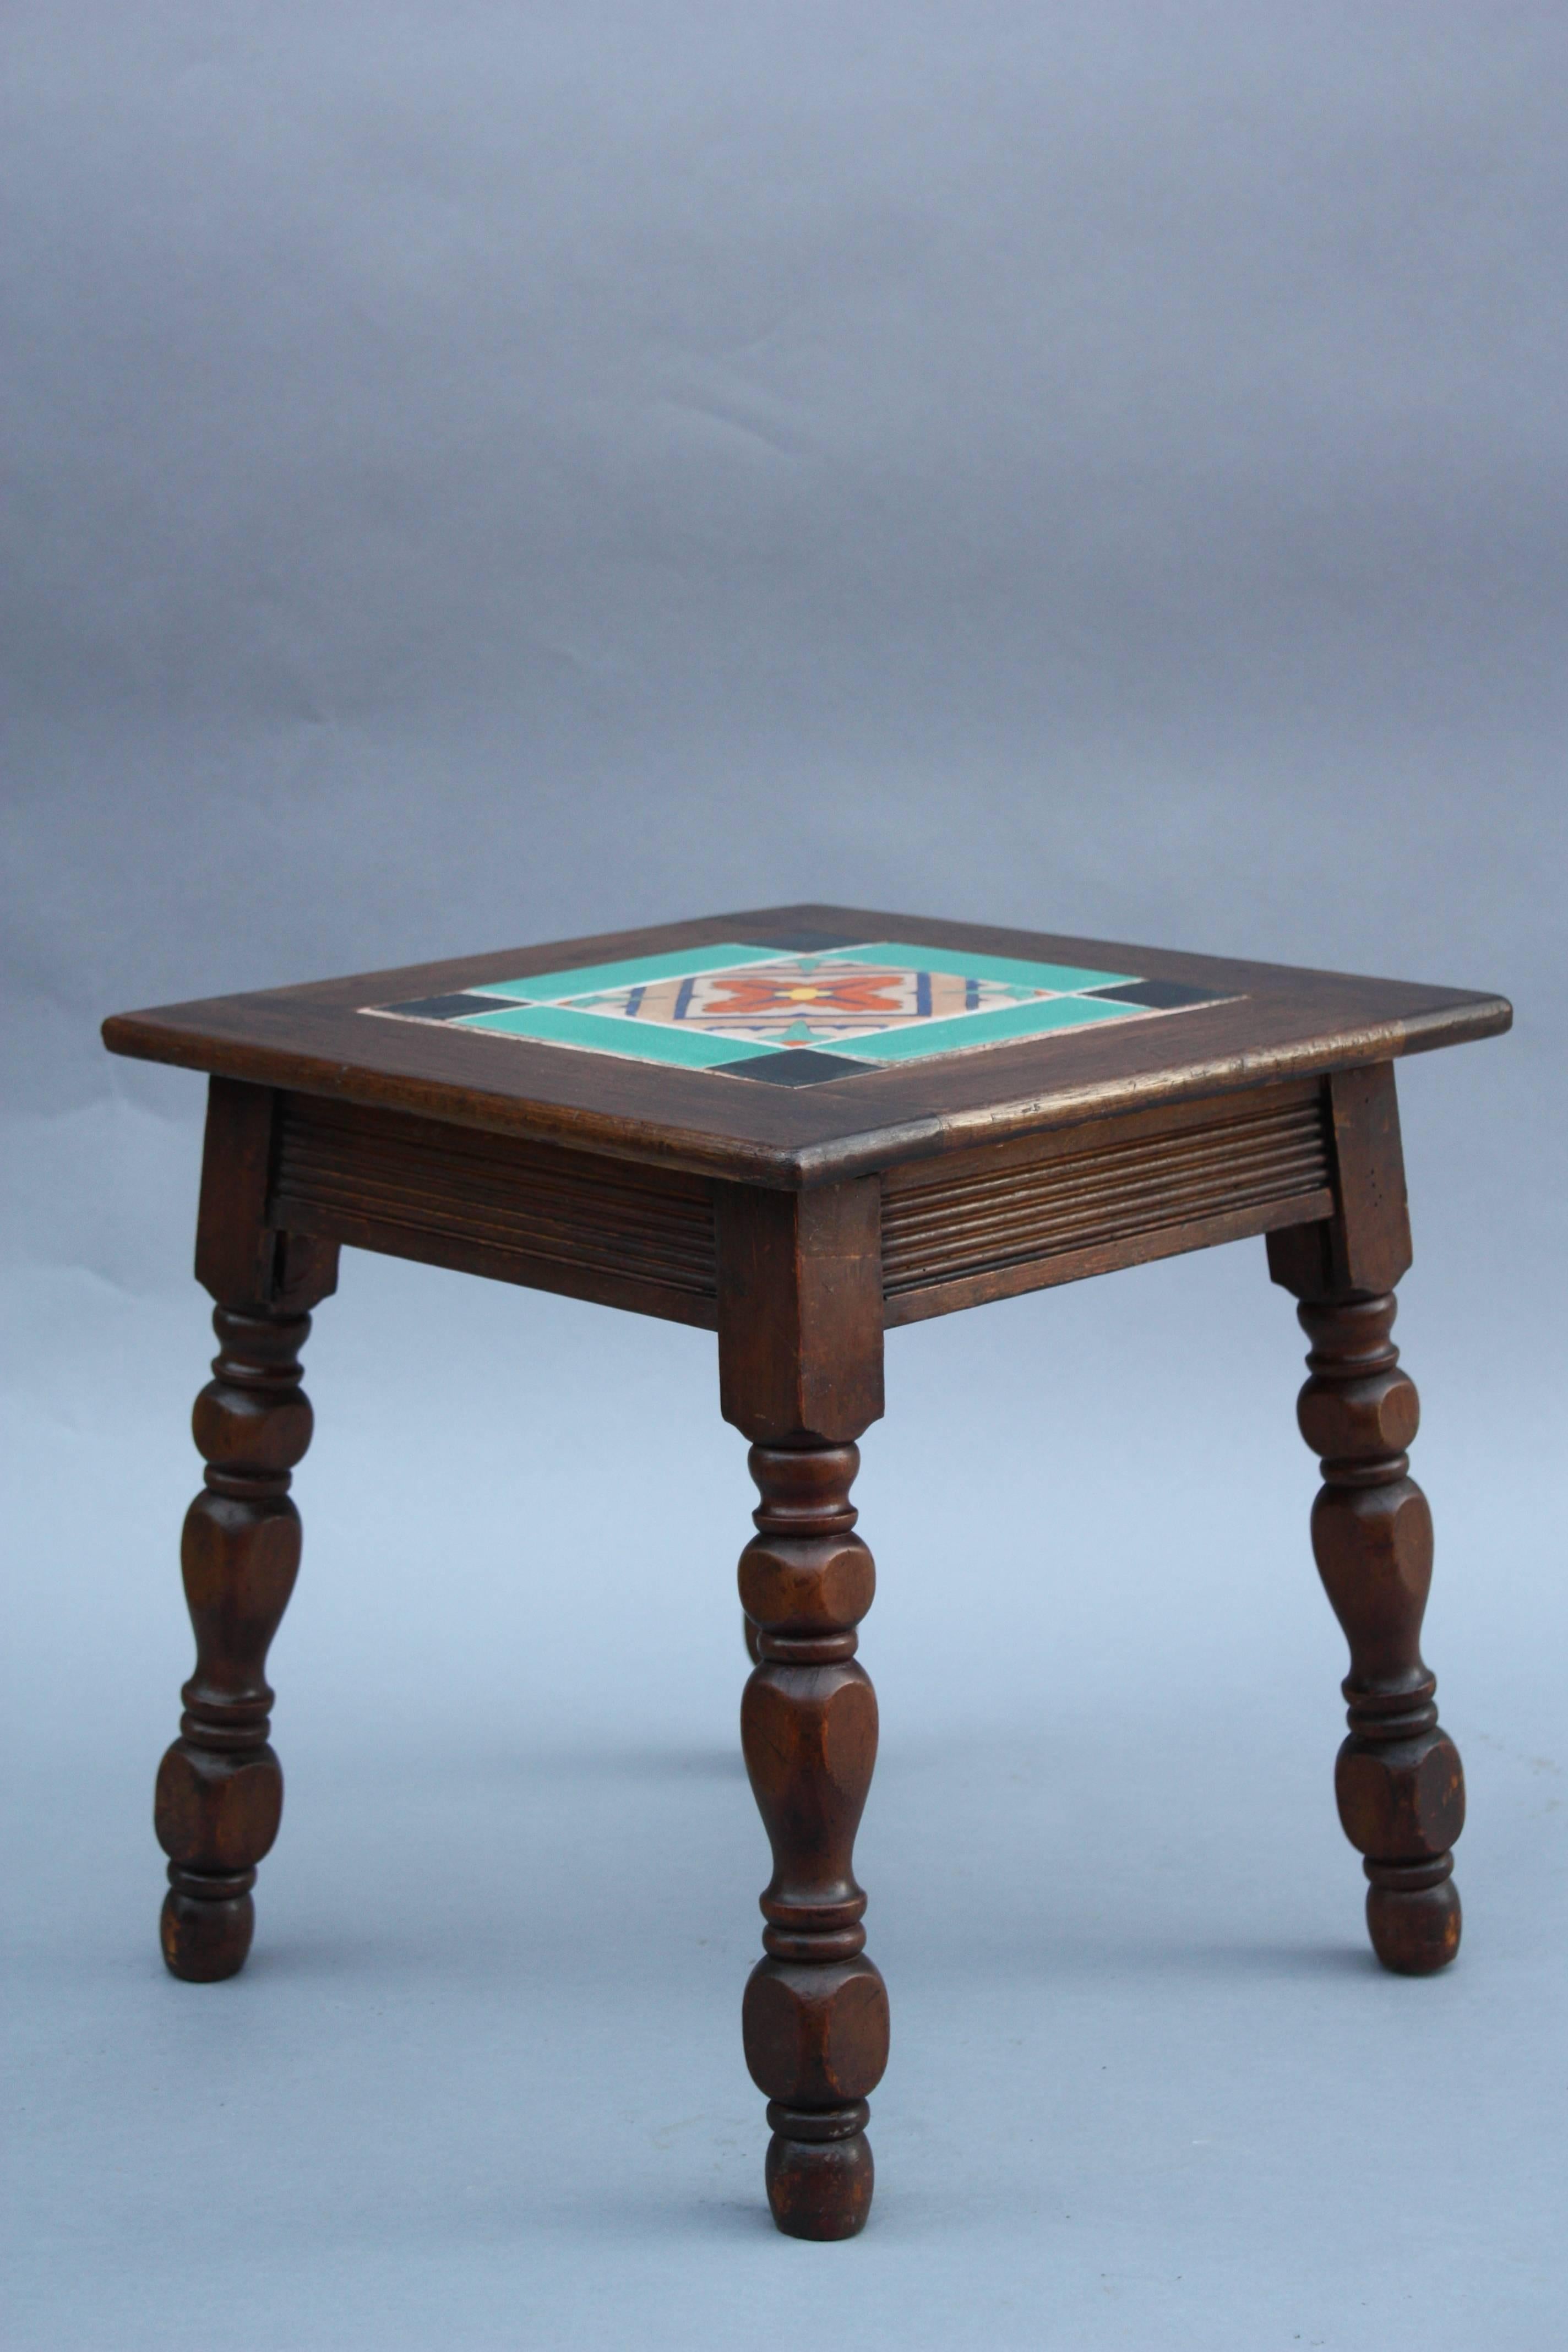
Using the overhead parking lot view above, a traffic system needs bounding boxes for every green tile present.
[848,994,1137,1063]
[832,941,1138,995]
[475,943,790,1003]
[459,1002,777,1069]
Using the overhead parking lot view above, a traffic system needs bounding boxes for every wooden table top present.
[102,903,1511,1188]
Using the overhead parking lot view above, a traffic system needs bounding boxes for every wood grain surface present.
[102,902,1511,1188]
[225,1074,1353,1327]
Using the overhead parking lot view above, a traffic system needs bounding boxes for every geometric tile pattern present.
[365,935,1234,1087]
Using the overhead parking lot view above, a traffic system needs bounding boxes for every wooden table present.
[103,904,1510,2241]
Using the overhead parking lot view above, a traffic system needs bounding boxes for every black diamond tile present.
[712,1050,878,1087]
[734,930,873,952]
[1083,979,1229,1011]
[375,993,518,1021]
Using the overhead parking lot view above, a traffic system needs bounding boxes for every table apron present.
[265,1078,1336,1332]
[267,1091,721,1329]
[880,1077,1335,1324]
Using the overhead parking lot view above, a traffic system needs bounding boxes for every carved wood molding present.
[881,1080,1333,1320]
[269,1092,720,1327]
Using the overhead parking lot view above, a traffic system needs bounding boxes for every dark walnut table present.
[103,903,1510,2241]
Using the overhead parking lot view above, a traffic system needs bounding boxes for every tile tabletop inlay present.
[366,938,1233,1084]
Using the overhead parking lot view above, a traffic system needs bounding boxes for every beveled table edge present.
[102,902,1513,1190]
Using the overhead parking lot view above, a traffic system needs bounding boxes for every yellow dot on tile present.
[786,986,821,1000]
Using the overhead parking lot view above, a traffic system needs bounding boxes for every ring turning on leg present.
[155,1305,315,1980]
[739,1439,889,2237]
[1295,1291,1464,1972]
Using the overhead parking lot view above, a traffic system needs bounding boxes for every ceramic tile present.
[558,957,1060,1045]
[363,939,1233,1084]
[477,943,785,1003]
[734,928,874,952]
[458,1001,777,1069]
[713,1048,878,1086]
[850,941,1140,995]
[377,991,520,1022]
[843,991,1136,1063]
[1082,978,1229,1011]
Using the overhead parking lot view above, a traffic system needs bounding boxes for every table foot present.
[765,2101,874,2240]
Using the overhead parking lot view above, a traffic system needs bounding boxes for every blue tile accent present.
[459,1003,776,1068]
[473,943,792,1003]
[831,941,1139,995]
[847,994,1137,1063]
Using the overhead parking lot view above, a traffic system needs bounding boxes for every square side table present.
[103,903,1511,2240]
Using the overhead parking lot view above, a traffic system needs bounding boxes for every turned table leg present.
[156,1304,316,1979]
[716,1175,889,2236]
[1293,1290,1464,1970]
[156,1076,338,1980]
[1270,1064,1466,1974]
[739,1437,888,2237]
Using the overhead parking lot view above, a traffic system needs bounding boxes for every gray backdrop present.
[3,4,1564,2346]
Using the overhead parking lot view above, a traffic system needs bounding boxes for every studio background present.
[3,6,1564,2346]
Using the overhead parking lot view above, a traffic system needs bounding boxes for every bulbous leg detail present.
[156,1306,315,1980]
[1296,1292,1464,1974]
[739,1440,889,2237]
